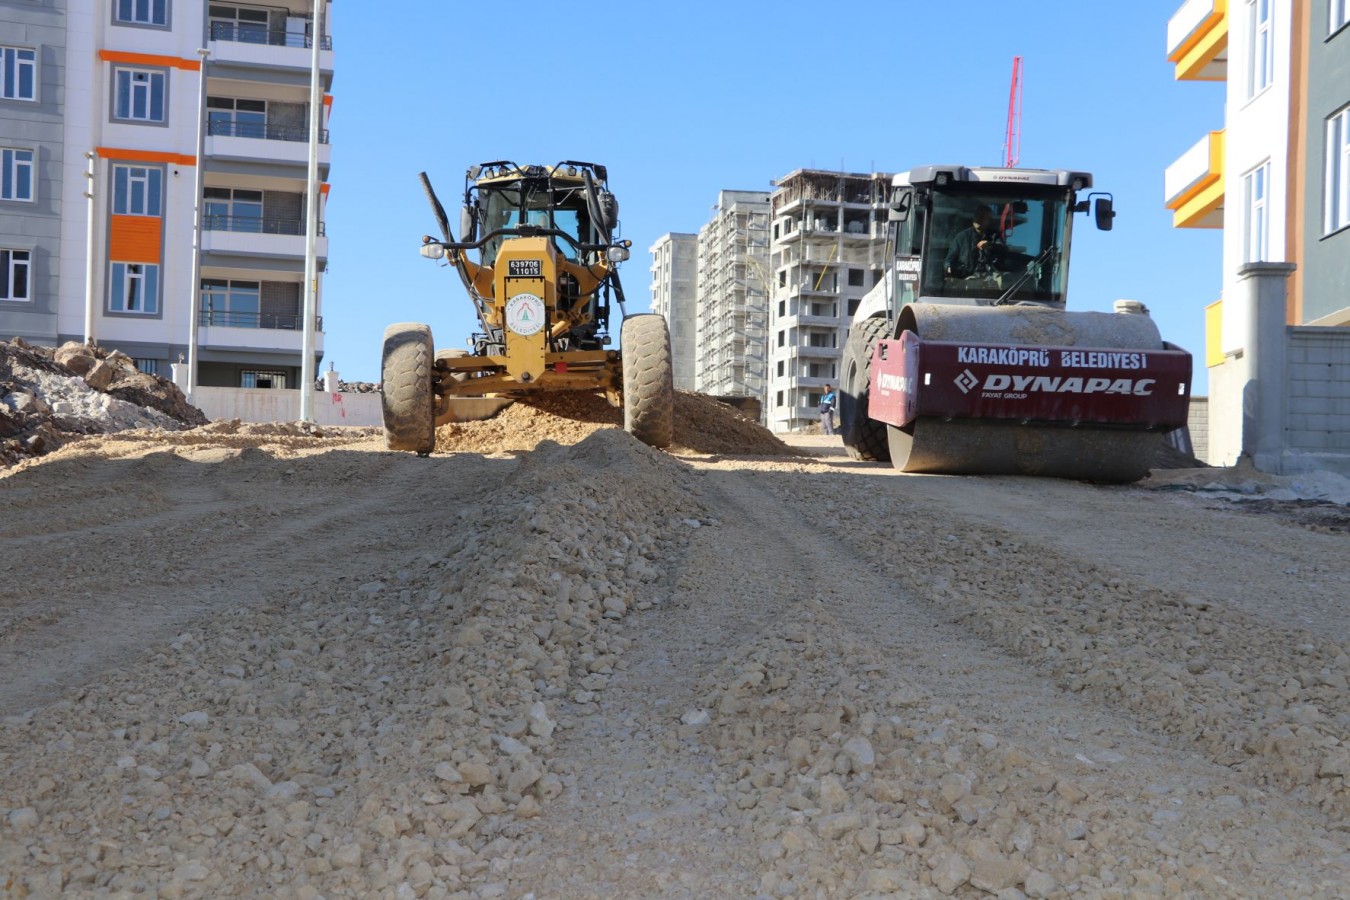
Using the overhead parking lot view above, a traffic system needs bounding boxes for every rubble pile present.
[0,338,207,467]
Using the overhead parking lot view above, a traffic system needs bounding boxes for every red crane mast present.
[1003,56,1023,168]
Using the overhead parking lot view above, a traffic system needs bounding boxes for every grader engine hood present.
[870,330,1193,431]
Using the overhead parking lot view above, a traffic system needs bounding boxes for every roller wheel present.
[621,314,674,449]
[381,322,435,455]
[840,315,892,462]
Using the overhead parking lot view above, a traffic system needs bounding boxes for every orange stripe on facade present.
[99,49,201,71]
[97,147,197,166]
[110,215,162,265]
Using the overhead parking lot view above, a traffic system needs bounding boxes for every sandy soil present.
[0,408,1346,898]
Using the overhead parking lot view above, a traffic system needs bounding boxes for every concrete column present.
[1238,261,1296,473]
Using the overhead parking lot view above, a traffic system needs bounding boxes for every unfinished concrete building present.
[647,233,698,391]
[694,191,771,400]
[767,169,893,432]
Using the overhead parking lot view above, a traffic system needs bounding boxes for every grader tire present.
[381,322,436,455]
[621,314,674,449]
[840,315,892,462]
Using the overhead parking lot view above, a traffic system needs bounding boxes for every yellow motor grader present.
[380,161,673,454]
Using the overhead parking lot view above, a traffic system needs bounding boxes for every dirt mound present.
[435,390,796,457]
[1,337,207,468]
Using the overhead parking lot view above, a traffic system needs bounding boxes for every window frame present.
[1332,0,1348,35]
[113,0,170,28]
[0,46,37,102]
[1,248,30,301]
[1326,106,1350,235]
[1,148,34,202]
[1246,0,1274,101]
[112,164,164,216]
[1243,160,1271,263]
[113,67,168,124]
[109,262,161,314]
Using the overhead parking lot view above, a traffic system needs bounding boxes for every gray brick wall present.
[1285,328,1350,454]
[1187,397,1209,463]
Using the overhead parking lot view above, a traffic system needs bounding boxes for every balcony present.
[198,316,324,354]
[1165,130,1225,228]
[205,120,331,169]
[208,23,334,75]
[1167,0,1228,81]
[202,215,328,259]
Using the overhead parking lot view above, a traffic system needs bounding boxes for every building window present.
[110,262,160,313]
[112,165,163,216]
[1243,161,1270,262]
[776,390,783,408]
[207,96,267,139]
[134,358,160,376]
[847,268,864,287]
[1328,107,1350,234]
[1,46,37,101]
[241,370,287,389]
[204,187,264,232]
[201,278,260,327]
[114,0,169,26]
[1,148,34,201]
[209,5,272,44]
[1246,0,1273,100]
[1332,0,1348,34]
[776,360,784,377]
[114,68,166,122]
[777,330,784,347]
[1,249,30,301]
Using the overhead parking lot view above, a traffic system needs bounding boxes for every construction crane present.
[1003,56,1023,168]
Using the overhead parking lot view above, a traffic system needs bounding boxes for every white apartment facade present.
[766,169,891,433]
[647,231,697,391]
[1165,0,1350,472]
[1,1,333,390]
[694,190,770,399]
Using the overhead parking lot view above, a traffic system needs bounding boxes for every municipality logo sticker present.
[954,369,979,394]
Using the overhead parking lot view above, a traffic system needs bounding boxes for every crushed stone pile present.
[435,390,796,457]
[0,430,708,897]
[0,338,207,468]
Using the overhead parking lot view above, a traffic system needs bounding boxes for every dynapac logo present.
[980,374,1157,396]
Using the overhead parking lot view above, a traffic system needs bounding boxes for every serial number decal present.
[508,259,542,277]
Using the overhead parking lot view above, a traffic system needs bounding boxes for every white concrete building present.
[1165,0,1350,473]
[647,232,697,391]
[766,169,891,433]
[1,2,334,391]
[694,190,771,400]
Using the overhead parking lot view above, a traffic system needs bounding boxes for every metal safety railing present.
[199,308,323,331]
[207,119,329,144]
[209,22,332,50]
[203,215,325,237]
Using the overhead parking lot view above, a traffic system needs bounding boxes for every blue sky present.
[322,0,1223,391]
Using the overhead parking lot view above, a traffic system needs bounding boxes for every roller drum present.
[892,303,1167,482]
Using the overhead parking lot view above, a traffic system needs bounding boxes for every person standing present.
[819,384,837,436]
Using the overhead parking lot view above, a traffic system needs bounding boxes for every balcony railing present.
[207,119,330,144]
[203,215,325,236]
[209,22,332,50]
[200,308,322,331]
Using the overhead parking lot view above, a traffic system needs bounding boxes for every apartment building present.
[1164,0,1350,472]
[766,169,891,433]
[647,231,697,391]
[1,1,64,324]
[0,1,333,391]
[694,190,770,399]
